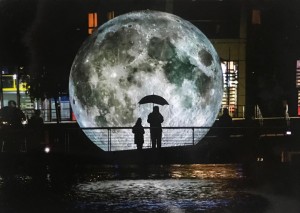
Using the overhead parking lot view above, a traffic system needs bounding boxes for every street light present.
[0,70,3,108]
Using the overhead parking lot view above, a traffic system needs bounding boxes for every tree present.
[24,0,87,122]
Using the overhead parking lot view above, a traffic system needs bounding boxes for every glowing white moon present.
[69,10,223,151]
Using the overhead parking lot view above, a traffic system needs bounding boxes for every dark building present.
[82,0,247,118]
[70,0,300,118]
[0,0,299,120]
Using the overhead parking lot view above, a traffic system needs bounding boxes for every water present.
[0,163,298,213]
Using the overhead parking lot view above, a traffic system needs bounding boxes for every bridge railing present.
[65,127,212,151]
[0,124,292,153]
[65,124,292,152]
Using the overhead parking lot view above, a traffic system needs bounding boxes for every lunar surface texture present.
[69,10,223,151]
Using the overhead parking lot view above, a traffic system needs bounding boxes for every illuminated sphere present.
[69,11,223,151]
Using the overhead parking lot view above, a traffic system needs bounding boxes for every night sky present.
[0,0,300,115]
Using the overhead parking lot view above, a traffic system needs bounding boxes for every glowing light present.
[257,157,264,162]
[69,11,223,151]
[44,147,50,153]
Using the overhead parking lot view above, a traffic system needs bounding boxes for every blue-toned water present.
[0,163,299,213]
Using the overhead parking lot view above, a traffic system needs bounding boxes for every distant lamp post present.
[0,70,3,108]
[15,71,20,108]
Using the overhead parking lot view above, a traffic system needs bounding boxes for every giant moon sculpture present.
[69,10,223,151]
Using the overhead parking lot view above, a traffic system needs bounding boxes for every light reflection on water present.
[0,164,268,213]
[75,179,231,212]
[169,164,244,179]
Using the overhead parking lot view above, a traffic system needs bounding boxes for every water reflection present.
[0,164,268,213]
[71,164,265,212]
[75,179,233,212]
[169,164,244,179]
[78,164,244,181]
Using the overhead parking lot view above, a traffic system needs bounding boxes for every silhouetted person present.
[147,106,164,148]
[282,100,290,130]
[28,109,44,151]
[218,108,233,140]
[28,109,44,129]
[132,118,145,150]
[0,100,26,152]
[0,100,26,128]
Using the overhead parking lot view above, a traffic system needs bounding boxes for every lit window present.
[221,61,238,117]
[252,10,261,25]
[297,60,300,115]
[88,12,98,34]
[107,11,115,20]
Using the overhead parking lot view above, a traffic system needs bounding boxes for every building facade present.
[9,1,300,121]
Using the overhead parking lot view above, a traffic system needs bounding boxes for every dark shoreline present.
[0,151,299,213]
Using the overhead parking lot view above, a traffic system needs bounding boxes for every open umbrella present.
[138,95,169,105]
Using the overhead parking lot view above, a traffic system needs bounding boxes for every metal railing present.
[23,108,72,123]
[22,104,250,124]
[65,127,212,152]
[0,121,295,153]
[64,123,294,152]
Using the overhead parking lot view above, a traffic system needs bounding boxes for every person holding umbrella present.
[147,106,164,149]
[138,94,168,149]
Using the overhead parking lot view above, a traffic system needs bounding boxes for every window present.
[88,12,98,34]
[296,60,300,115]
[221,61,238,116]
[107,11,115,20]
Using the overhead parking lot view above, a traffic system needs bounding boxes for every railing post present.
[107,128,112,152]
[64,129,70,152]
[107,128,110,151]
[149,127,152,148]
[192,127,194,145]
[110,129,112,151]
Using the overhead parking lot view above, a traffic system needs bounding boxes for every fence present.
[66,127,212,151]
[23,108,72,123]
[0,121,294,153]
[22,104,249,124]
[65,121,295,152]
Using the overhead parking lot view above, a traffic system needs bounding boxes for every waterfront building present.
[1,0,299,121]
